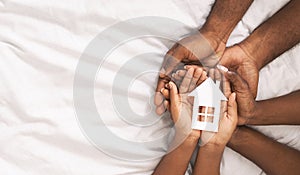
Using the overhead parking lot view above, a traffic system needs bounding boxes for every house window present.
[197,106,215,123]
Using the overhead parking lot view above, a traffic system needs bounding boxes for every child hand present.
[168,67,207,139]
[201,92,238,147]
[200,68,238,147]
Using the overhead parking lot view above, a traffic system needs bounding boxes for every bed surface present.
[1,0,299,174]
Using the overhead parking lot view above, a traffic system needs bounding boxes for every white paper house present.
[188,77,227,132]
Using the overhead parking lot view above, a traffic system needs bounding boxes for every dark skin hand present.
[193,92,237,175]
[228,126,300,175]
[153,67,205,175]
[153,67,238,175]
[219,65,300,126]
[218,45,259,98]
[159,0,300,114]
[219,0,300,98]
[154,0,254,115]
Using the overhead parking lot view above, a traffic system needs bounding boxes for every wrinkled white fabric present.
[0,0,299,175]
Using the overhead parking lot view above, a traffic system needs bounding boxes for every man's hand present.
[219,45,259,98]
[218,68,257,125]
[155,32,226,115]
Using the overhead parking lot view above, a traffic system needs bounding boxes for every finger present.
[169,81,179,102]
[172,70,187,88]
[160,88,170,100]
[214,69,221,88]
[176,69,187,77]
[155,78,169,106]
[184,64,203,70]
[165,83,170,89]
[221,75,231,98]
[171,72,183,82]
[217,64,231,97]
[217,64,229,73]
[163,100,170,111]
[154,92,164,106]
[156,102,166,115]
[208,68,215,81]
[179,68,194,93]
[227,92,237,122]
[220,101,227,119]
[189,68,202,91]
[197,70,207,85]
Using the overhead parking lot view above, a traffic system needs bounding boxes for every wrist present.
[247,101,266,125]
[199,27,225,43]
[236,42,262,69]
[186,130,201,142]
[238,35,267,70]
[201,142,226,154]
[183,134,200,149]
[199,28,226,55]
[243,101,259,125]
[227,127,250,148]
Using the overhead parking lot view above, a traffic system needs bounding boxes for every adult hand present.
[219,44,259,98]
[218,67,257,125]
[155,31,226,115]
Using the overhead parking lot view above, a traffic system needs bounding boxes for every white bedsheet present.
[1,0,299,174]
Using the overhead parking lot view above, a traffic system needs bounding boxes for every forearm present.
[193,143,225,175]
[249,90,300,125]
[201,0,253,43]
[239,0,300,69]
[153,136,198,175]
[228,127,300,175]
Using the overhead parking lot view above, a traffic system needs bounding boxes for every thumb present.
[227,92,237,121]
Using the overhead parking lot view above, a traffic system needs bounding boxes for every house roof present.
[188,77,227,106]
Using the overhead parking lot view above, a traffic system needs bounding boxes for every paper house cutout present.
[188,77,227,132]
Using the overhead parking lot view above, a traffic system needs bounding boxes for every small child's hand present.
[160,66,207,111]
[167,67,207,139]
[200,68,238,147]
[201,92,237,147]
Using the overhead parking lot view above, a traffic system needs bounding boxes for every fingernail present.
[227,71,235,76]
[165,83,170,89]
[172,73,176,77]
[217,64,228,72]
[169,82,173,89]
[160,88,164,93]
[184,65,187,69]
[232,92,236,100]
